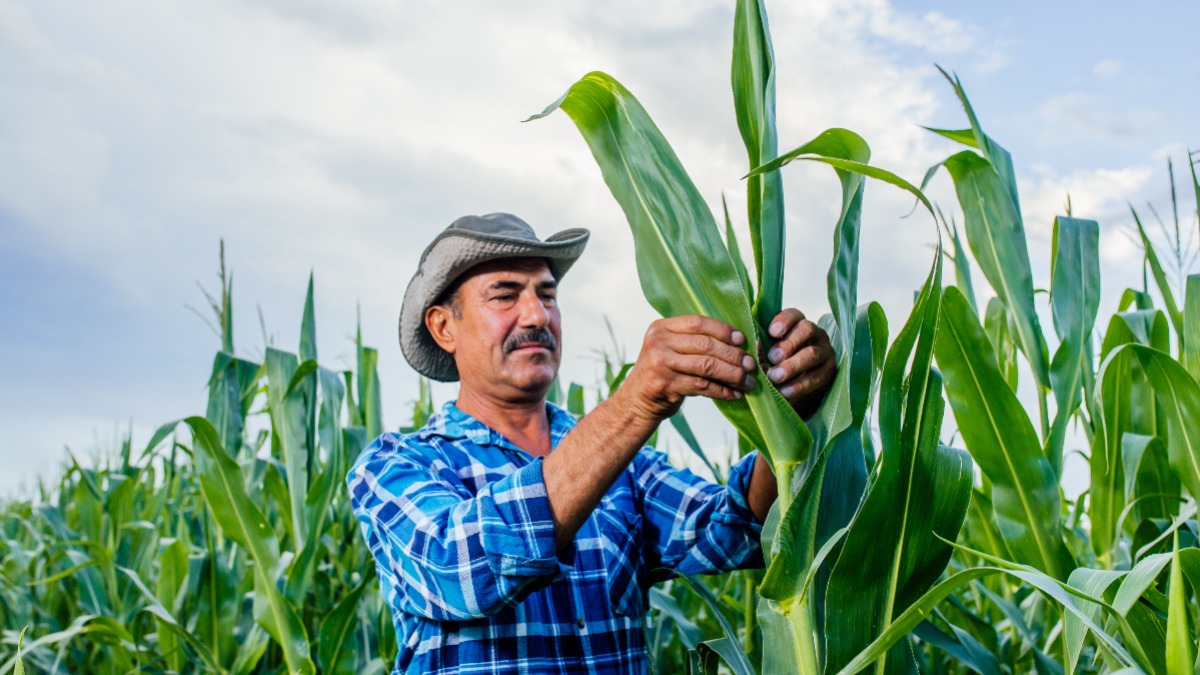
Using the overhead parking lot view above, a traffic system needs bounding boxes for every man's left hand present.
[763,309,837,418]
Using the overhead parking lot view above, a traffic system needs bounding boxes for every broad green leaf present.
[983,297,1019,390]
[357,327,383,439]
[944,211,979,314]
[1184,274,1200,380]
[944,150,1051,393]
[835,564,1134,675]
[205,351,261,457]
[319,571,373,675]
[677,576,757,675]
[826,254,973,671]
[530,71,810,470]
[1047,217,1101,474]
[1092,332,1132,560]
[937,68,1022,217]
[1064,567,1126,674]
[184,417,315,675]
[696,638,755,675]
[14,626,25,675]
[1123,434,1183,526]
[721,195,755,303]
[936,286,1074,579]
[912,620,1001,675]
[266,348,310,550]
[668,407,720,480]
[567,382,586,416]
[1101,344,1200,503]
[155,538,190,674]
[1166,535,1194,675]
[732,0,784,330]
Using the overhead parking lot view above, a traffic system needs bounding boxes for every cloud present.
[0,0,1000,490]
[1093,59,1125,78]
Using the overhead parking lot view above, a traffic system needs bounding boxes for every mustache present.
[503,327,559,354]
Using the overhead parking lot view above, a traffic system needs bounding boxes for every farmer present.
[348,213,836,673]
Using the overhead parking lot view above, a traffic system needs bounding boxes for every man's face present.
[431,258,561,400]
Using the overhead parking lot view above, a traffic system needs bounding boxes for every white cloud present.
[1093,59,1125,78]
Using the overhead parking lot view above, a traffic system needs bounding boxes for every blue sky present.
[1,0,1197,494]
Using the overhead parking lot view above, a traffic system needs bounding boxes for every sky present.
[1,0,1197,495]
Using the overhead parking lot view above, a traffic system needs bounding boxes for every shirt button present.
[577,618,586,630]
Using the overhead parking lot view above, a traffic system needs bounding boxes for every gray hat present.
[399,213,590,382]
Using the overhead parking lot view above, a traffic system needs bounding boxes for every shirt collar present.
[421,400,578,454]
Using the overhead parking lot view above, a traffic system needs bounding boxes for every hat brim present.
[399,227,589,382]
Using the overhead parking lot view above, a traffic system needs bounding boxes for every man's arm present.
[542,315,757,550]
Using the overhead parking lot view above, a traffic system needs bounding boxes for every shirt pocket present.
[594,508,643,617]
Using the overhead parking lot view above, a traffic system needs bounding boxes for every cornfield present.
[3,0,1200,672]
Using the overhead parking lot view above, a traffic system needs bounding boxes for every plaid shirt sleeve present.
[347,435,570,621]
[632,447,765,576]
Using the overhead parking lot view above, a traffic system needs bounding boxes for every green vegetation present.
[3,0,1200,672]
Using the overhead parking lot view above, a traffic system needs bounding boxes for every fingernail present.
[768,347,784,364]
[768,367,784,383]
[742,355,756,371]
[769,321,784,337]
[780,385,795,398]
[731,330,745,345]
[732,391,743,399]
[743,374,756,390]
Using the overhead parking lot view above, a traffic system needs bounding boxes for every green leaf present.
[1184,274,1200,380]
[319,571,373,675]
[1091,329,1132,560]
[944,150,1051,393]
[1101,344,1200,503]
[529,71,810,470]
[825,252,973,671]
[732,0,784,330]
[677,576,756,675]
[983,297,1019,391]
[1047,217,1101,474]
[935,286,1075,579]
[14,626,25,675]
[721,194,755,304]
[266,348,310,550]
[668,408,720,480]
[1132,206,1183,345]
[567,382,586,416]
[184,416,315,675]
[1166,534,1195,675]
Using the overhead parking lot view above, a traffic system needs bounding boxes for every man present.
[348,213,836,674]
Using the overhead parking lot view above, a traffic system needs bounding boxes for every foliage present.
[3,0,1200,672]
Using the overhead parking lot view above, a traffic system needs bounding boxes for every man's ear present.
[425,306,456,354]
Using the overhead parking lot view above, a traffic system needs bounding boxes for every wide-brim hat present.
[399,213,590,382]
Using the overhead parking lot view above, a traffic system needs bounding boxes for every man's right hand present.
[617,315,758,423]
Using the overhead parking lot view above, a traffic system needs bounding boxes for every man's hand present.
[618,315,757,424]
[763,309,837,418]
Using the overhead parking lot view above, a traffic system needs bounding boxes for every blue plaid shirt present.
[348,401,765,674]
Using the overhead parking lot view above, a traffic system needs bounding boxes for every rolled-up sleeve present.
[633,448,764,576]
[348,440,570,621]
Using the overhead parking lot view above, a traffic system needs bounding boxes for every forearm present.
[747,451,778,523]
[542,389,660,550]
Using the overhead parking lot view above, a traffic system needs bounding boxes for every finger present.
[662,352,756,392]
[779,359,837,400]
[767,329,831,382]
[767,308,805,339]
[767,318,820,365]
[659,315,747,347]
[679,375,744,401]
[664,332,756,372]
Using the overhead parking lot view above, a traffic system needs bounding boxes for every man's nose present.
[517,291,550,327]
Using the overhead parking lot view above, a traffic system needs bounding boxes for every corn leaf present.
[1101,344,1200,503]
[936,287,1075,579]
[184,416,315,675]
[1184,274,1200,380]
[266,348,310,550]
[1047,217,1101,474]
[732,0,784,330]
[529,71,810,469]
[825,254,974,671]
[1166,535,1194,675]
[1131,207,1183,343]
